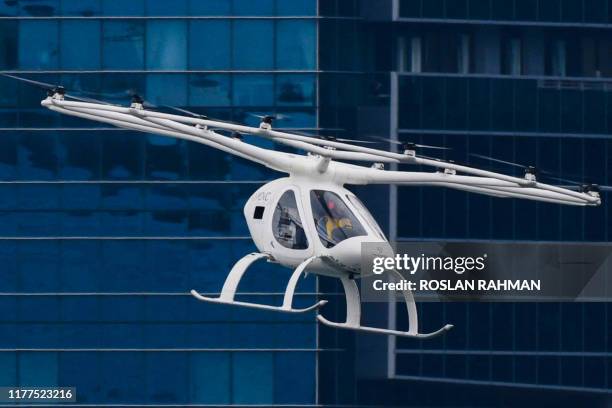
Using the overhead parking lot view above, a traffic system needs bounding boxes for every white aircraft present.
[6,75,603,338]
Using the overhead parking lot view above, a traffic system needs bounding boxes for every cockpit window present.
[272,190,309,250]
[346,194,386,240]
[310,190,367,248]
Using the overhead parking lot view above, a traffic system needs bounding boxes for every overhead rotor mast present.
[36,87,601,207]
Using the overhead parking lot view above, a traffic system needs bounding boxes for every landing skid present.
[191,253,452,338]
[315,272,452,339]
[190,253,327,313]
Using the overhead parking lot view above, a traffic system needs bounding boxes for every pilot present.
[316,194,353,242]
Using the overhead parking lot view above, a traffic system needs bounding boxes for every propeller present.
[370,136,451,150]
[469,153,541,178]
[1,73,115,105]
[290,130,377,145]
[544,176,612,193]
[249,113,291,122]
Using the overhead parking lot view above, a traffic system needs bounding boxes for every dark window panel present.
[0,21,17,69]
[446,0,468,19]
[277,0,316,15]
[276,20,316,70]
[538,0,561,21]
[560,0,583,22]
[492,0,515,20]
[490,79,514,131]
[468,78,491,131]
[102,0,145,15]
[60,21,101,70]
[422,0,443,18]
[19,0,58,16]
[61,0,100,16]
[146,20,187,70]
[102,21,145,69]
[232,0,274,15]
[515,0,538,20]
[233,20,273,70]
[583,0,607,22]
[189,20,230,70]
[468,0,490,19]
[399,0,422,17]
[421,76,445,129]
[18,20,59,69]
[189,74,231,107]
[232,353,274,404]
[514,79,538,132]
[146,0,188,16]
[275,74,315,106]
[538,88,560,132]
[190,353,230,404]
[145,74,188,106]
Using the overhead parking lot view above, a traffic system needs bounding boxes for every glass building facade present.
[0,0,610,406]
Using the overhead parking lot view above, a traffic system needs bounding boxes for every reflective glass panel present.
[146,20,187,70]
[189,20,230,69]
[272,190,309,250]
[232,20,273,70]
[102,21,145,69]
[18,20,59,69]
[310,190,367,248]
[276,20,316,70]
[60,21,101,69]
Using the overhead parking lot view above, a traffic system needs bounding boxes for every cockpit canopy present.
[310,190,368,248]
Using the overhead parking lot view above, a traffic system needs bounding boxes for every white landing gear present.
[191,253,452,338]
[316,271,453,339]
[190,253,327,313]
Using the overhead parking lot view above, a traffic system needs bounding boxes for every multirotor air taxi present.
[5,74,602,338]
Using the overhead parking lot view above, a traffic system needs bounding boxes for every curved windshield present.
[272,190,309,250]
[346,194,386,240]
[310,190,367,248]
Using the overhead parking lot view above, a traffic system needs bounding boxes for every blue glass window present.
[102,21,144,69]
[146,20,187,70]
[102,0,145,15]
[233,20,273,70]
[276,20,316,70]
[61,0,100,16]
[189,0,231,14]
[232,75,274,106]
[276,74,315,106]
[232,353,273,404]
[18,352,58,386]
[18,20,59,69]
[60,21,101,70]
[146,0,187,15]
[189,20,230,69]
[19,0,57,16]
[190,353,230,403]
[232,0,274,15]
[146,74,188,107]
[0,21,17,69]
[276,0,316,15]
[189,74,231,107]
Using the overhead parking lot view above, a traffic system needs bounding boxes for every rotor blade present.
[291,130,376,145]
[248,112,291,121]
[369,136,451,150]
[415,143,451,150]
[1,73,118,106]
[163,105,205,118]
[0,73,55,89]
[335,137,378,144]
[470,153,525,168]
[545,175,582,185]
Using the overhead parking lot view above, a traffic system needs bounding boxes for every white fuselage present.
[244,177,392,277]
